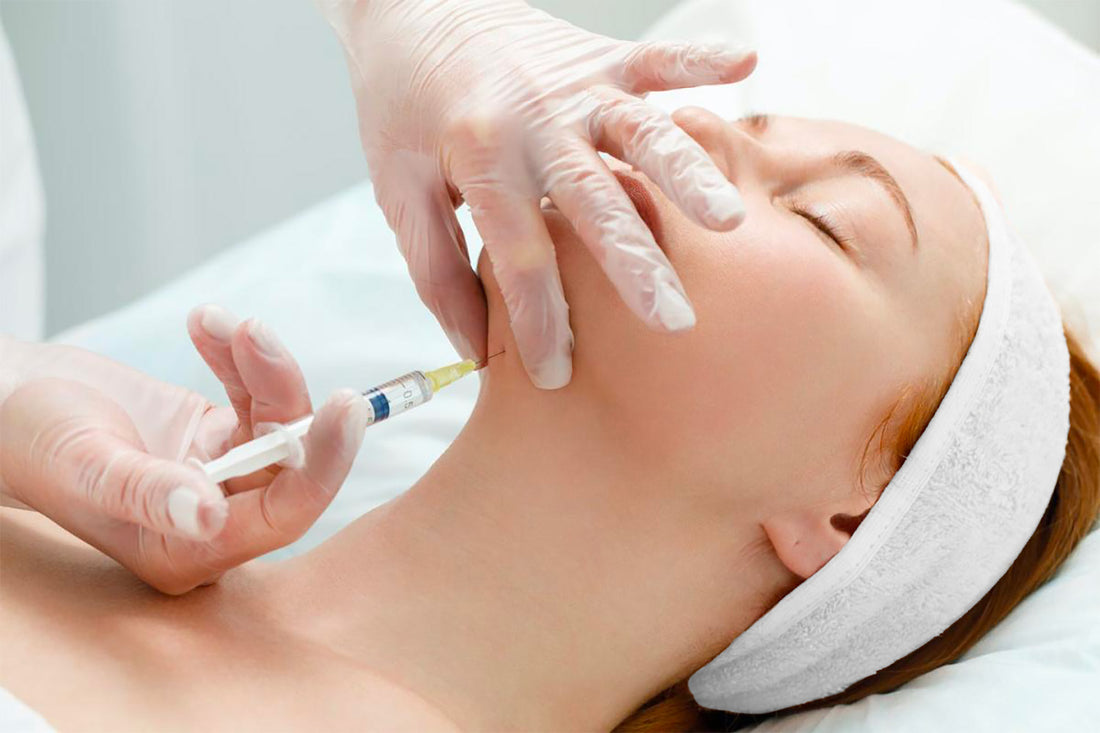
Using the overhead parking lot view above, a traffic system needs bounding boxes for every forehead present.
[768,116,987,257]
[766,117,988,316]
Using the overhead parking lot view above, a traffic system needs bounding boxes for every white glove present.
[0,306,368,594]
[320,0,755,388]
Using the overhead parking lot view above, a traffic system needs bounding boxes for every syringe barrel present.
[362,370,433,424]
[202,371,436,484]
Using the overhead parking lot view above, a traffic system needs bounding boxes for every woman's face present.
[478,109,987,568]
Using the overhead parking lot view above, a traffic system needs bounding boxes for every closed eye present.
[794,206,850,253]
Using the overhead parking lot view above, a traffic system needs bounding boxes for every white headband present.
[688,161,1072,713]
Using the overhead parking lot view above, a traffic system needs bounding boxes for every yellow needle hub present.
[424,359,479,393]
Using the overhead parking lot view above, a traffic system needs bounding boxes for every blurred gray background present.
[2,0,1098,335]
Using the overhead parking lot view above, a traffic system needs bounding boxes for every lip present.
[613,169,665,248]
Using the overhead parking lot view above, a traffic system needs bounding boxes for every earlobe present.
[762,505,871,580]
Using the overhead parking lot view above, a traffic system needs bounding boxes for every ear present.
[761,501,873,580]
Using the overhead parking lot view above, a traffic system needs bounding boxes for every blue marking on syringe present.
[366,390,390,421]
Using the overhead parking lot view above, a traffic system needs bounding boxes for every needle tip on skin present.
[475,349,507,370]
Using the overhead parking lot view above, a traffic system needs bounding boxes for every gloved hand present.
[319,0,755,388]
[0,305,368,594]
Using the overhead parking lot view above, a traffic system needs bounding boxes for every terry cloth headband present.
[687,160,1072,713]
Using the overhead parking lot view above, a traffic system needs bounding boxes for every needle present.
[475,348,506,370]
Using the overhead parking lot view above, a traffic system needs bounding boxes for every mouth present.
[612,169,665,248]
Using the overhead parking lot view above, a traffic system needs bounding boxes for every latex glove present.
[319,0,755,388]
[0,305,368,594]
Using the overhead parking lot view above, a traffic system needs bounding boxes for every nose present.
[671,106,764,189]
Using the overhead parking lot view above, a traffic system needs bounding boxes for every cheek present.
[677,223,873,434]
[542,208,681,394]
[560,211,893,458]
[505,207,902,489]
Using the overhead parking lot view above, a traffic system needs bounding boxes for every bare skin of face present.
[0,112,987,732]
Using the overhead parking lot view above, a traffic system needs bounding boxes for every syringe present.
[202,359,479,484]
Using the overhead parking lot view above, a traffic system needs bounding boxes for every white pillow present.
[644,0,1100,358]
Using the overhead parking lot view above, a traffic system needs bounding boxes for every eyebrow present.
[739,113,772,133]
[735,114,919,252]
[831,150,919,252]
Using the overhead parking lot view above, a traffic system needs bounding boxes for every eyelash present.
[794,206,850,252]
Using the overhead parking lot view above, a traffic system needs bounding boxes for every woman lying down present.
[2,109,1099,731]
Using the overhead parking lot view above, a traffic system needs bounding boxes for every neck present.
[279,363,787,731]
